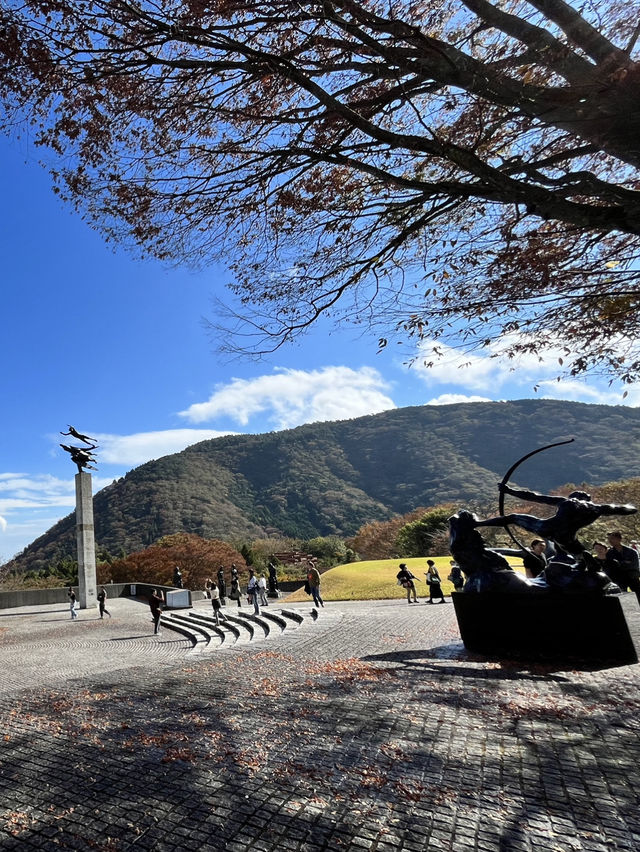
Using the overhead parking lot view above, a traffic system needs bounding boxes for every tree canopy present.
[107,533,246,588]
[1,1,640,379]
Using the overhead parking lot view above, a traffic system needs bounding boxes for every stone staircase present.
[159,605,318,653]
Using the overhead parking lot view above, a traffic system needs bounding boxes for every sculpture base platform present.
[452,592,638,665]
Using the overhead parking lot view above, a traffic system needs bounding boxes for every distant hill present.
[9,399,640,571]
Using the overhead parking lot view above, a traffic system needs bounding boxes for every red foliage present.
[106,533,246,588]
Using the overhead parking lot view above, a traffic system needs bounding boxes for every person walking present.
[396,564,419,604]
[149,589,164,635]
[307,563,324,608]
[68,586,79,620]
[425,560,446,603]
[97,586,111,619]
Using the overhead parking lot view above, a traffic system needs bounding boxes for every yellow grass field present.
[285,555,526,602]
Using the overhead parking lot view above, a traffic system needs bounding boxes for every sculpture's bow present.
[498,438,575,550]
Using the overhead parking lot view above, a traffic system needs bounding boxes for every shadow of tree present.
[1,634,640,850]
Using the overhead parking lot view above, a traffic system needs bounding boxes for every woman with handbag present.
[425,560,446,604]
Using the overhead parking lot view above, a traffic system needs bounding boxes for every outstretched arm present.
[500,483,563,506]
[596,503,637,517]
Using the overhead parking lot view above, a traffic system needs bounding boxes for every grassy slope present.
[285,556,525,602]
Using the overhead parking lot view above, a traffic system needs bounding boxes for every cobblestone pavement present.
[2,594,640,851]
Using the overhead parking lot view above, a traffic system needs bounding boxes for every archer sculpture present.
[452,440,635,595]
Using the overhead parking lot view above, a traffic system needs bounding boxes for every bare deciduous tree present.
[1,1,639,379]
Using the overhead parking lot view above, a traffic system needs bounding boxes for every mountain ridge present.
[9,399,640,570]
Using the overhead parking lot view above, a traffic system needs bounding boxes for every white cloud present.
[0,474,76,509]
[535,380,640,406]
[95,429,234,466]
[414,338,557,392]
[413,337,639,406]
[179,366,396,429]
[0,471,123,561]
[427,393,493,405]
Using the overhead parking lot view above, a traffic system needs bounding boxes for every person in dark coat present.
[606,531,640,599]
[425,560,446,603]
[149,589,164,634]
[97,587,111,619]
[268,561,279,598]
[217,567,227,606]
[522,539,547,578]
[229,573,242,607]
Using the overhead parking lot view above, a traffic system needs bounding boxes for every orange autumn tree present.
[1,2,639,381]
[106,534,246,590]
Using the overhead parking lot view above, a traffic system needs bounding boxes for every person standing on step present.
[217,566,227,606]
[97,586,111,619]
[396,564,419,604]
[68,586,79,620]
[425,560,446,603]
[229,571,242,607]
[307,563,324,608]
[149,589,164,635]
[247,568,261,615]
[257,573,269,606]
[268,561,280,598]
[209,579,226,626]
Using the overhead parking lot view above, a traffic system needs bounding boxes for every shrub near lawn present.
[286,556,526,603]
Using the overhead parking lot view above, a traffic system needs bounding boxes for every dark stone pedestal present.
[452,592,638,664]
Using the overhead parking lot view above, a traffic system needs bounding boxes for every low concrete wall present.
[0,581,301,610]
[0,582,176,610]
[278,581,304,593]
[0,587,78,610]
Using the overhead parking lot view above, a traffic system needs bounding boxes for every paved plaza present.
[1,594,640,851]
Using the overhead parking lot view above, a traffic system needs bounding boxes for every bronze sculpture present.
[60,426,99,473]
[61,425,97,444]
[452,441,636,595]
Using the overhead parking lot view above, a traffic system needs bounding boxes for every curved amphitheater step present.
[159,605,318,653]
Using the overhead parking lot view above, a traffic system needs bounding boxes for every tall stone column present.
[75,471,97,609]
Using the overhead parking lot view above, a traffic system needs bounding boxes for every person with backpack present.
[306,563,324,608]
[396,563,419,604]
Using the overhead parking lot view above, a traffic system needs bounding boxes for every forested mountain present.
[10,399,640,570]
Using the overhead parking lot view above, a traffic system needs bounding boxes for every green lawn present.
[286,555,525,602]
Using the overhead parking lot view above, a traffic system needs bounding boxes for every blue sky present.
[1,132,636,561]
